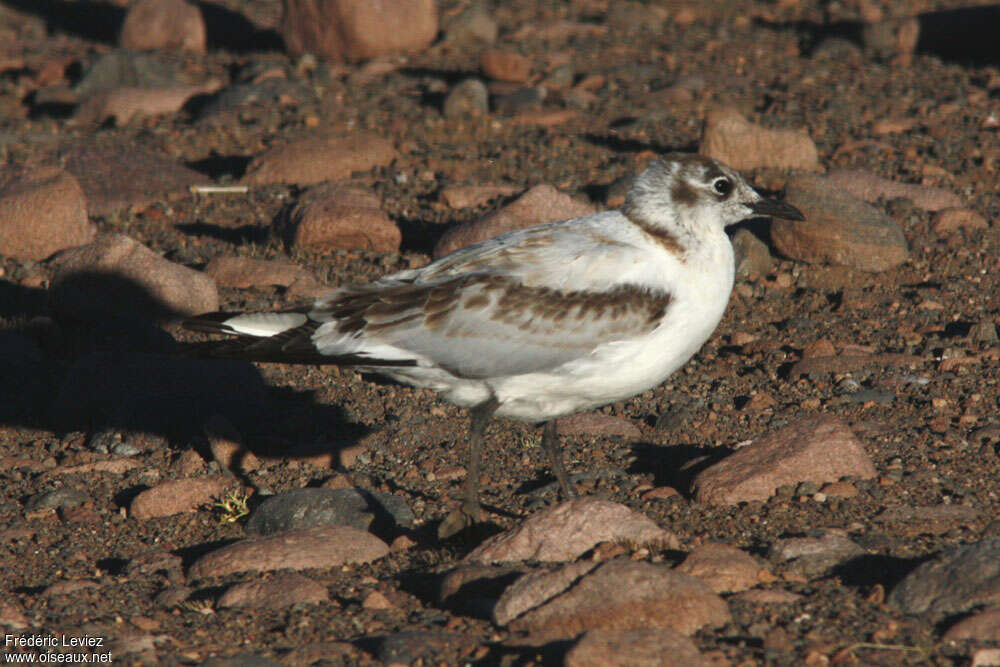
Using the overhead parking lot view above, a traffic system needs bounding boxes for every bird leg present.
[438,397,499,538]
[541,419,575,499]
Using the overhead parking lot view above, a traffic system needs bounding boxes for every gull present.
[183,154,804,537]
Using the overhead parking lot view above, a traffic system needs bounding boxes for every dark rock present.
[246,487,414,535]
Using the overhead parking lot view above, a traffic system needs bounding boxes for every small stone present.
[944,608,1000,641]
[970,321,1000,345]
[732,228,773,279]
[700,107,820,172]
[120,0,206,53]
[772,173,909,271]
[440,184,519,209]
[49,234,219,320]
[277,183,401,252]
[861,17,919,64]
[0,602,30,630]
[769,530,865,577]
[675,543,771,593]
[480,50,531,83]
[73,50,181,97]
[188,526,389,579]
[218,572,328,609]
[819,481,858,498]
[556,413,642,440]
[731,588,803,605]
[801,339,836,358]
[243,132,397,187]
[204,256,321,291]
[822,169,961,212]
[245,487,414,535]
[441,2,497,45]
[130,477,229,520]
[874,504,978,535]
[73,80,222,126]
[154,585,192,607]
[972,649,1000,667]
[362,590,393,609]
[434,184,595,257]
[931,208,989,234]
[565,629,712,667]
[466,497,678,564]
[281,0,437,62]
[502,559,731,637]
[24,488,90,512]
[443,78,489,118]
[0,167,94,261]
[693,416,877,506]
[126,548,183,578]
[43,579,100,596]
[493,86,545,115]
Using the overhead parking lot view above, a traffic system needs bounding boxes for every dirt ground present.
[1,0,1000,664]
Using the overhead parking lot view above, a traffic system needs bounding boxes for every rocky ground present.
[1,0,1000,664]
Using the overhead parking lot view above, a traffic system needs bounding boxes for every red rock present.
[130,477,229,520]
[218,573,328,609]
[556,413,642,440]
[0,602,29,630]
[281,0,437,62]
[493,561,598,625]
[772,173,909,271]
[188,526,389,578]
[823,169,961,212]
[503,559,731,637]
[440,184,520,209]
[362,590,393,609]
[279,183,401,252]
[801,339,836,359]
[43,579,100,596]
[465,497,678,564]
[731,589,803,605]
[692,416,877,506]
[932,208,989,234]
[675,542,771,593]
[203,256,321,291]
[73,80,221,125]
[0,167,94,261]
[481,50,532,83]
[62,142,210,216]
[243,132,397,186]
[44,458,143,477]
[434,184,595,257]
[820,481,858,498]
[700,107,820,172]
[565,629,712,667]
[49,234,219,319]
[944,609,1000,641]
[120,0,206,53]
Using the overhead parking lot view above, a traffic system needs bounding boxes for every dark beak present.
[750,197,804,221]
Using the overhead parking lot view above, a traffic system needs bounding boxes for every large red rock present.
[692,416,877,506]
[243,133,397,187]
[700,107,820,172]
[0,167,94,261]
[281,0,437,62]
[120,0,207,53]
[278,184,401,252]
[565,629,712,667]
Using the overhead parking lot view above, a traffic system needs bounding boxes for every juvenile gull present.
[183,154,804,537]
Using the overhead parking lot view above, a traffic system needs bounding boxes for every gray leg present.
[541,420,575,499]
[439,397,499,538]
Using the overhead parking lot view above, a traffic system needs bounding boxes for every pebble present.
[874,504,978,535]
[43,579,100,597]
[188,526,389,579]
[24,488,90,512]
[492,86,545,115]
[931,207,989,234]
[675,542,772,593]
[973,649,1000,667]
[465,497,678,564]
[440,2,497,45]
[244,132,397,187]
[280,0,437,62]
[692,416,877,505]
[731,588,803,605]
[434,184,595,257]
[440,184,519,209]
[556,413,642,440]
[74,50,181,97]
[732,228,774,280]
[443,78,489,118]
[197,79,316,123]
[700,107,820,172]
[61,141,209,216]
[49,233,219,319]
[0,603,30,630]
[204,256,321,291]
[217,572,328,609]
[822,169,962,212]
[126,548,184,579]
[245,487,414,535]
[277,183,401,252]
[130,477,229,520]
[944,608,1000,641]
[773,173,909,271]
[565,628,712,667]
[861,17,919,64]
[889,536,1000,615]
[73,80,221,125]
[769,530,865,577]
[501,559,731,637]
[120,0,207,53]
[0,167,94,261]
[480,50,531,83]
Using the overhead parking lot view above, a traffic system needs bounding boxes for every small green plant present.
[214,488,250,525]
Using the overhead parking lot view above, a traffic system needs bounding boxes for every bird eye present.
[713,178,732,196]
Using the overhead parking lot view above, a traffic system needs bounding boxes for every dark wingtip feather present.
[182,311,242,334]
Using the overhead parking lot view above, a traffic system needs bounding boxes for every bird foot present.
[438,502,481,539]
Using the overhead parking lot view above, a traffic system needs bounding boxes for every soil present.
[1,0,1000,665]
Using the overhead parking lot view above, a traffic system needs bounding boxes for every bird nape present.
[182,153,804,539]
